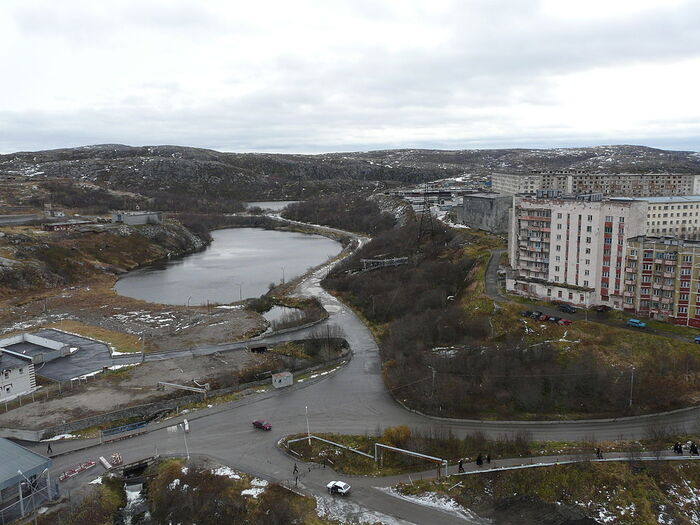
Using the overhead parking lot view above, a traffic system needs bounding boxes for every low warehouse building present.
[0,438,53,522]
[460,193,512,233]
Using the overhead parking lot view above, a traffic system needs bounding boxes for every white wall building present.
[507,193,648,308]
[493,171,700,197]
[632,196,700,239]
[0,352,36,403]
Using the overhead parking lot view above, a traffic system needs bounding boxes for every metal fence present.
[0,478,58,525]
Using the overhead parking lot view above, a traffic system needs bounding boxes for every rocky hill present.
[1,144,699,206]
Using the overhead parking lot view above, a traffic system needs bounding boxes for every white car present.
[326,480,351,496]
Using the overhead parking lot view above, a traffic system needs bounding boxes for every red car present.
[558,318,573,326]
[252,420,272,431]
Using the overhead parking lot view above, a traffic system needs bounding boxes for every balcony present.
[663,272,675,278]
[662,285,675,291]
[652,283,662,289]
[664,259,677,266]
[623,291,635,298]
[627,254,638,261]
[661,297,673,305]
[625,267,637,273]
[624,279,636,285]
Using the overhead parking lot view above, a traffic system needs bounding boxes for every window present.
[679,306,688,314]
[619,217,625,223]
[547,288,552,296]
[585,259,590,265]
[680,293,689,300]
[555,256,561,262]
[556,234,562,240]
[586,237,592,243]
[588,215,593,221]
[605,215,613,222]
[583,280,589,286]
[558,290,562,298]
[586,226,592,232]
[585,248,591,254]
[555,266,560,272]
[556,245,561,252]
[568,292,573,299]
[557,213,562,219]
[681,281,690,288]
[584,270,590,276]
[683,255,692,262]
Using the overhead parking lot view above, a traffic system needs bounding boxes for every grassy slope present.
[400,461,700,525]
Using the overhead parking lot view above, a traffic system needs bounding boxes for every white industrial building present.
[507,192,648,308]
[112,211,162,225]
[0,352,35,403]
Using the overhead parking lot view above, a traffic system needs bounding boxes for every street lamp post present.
[305,405,311,445]
[17,470,40,525]
[280,266,286,284]
[629,367,635,408]
[235,282,243,302]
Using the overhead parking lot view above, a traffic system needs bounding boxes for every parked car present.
[626,319,647,328]
[252,420,272,431]
[538,313,550,321]
[558,303,577,314]
[593,305,612,312]
[327,481,351,496]
[530,311,543,319]
[521,310,533,317]
[694,336,700,344]
[548,316,561,323]
[558,318,573,326]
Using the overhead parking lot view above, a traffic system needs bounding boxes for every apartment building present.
[507,193,647,308]
[492,171,700,197]
[622,237,700,327]
[632,196,700,239]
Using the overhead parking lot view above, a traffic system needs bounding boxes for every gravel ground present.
[0,352,260,428]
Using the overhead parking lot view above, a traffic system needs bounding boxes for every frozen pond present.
[114,228,341,305]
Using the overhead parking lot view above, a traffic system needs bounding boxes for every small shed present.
[271,371,293,389]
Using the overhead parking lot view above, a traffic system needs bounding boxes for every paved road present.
[22,228,700,523]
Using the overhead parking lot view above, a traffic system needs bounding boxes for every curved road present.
[30,225,700,524]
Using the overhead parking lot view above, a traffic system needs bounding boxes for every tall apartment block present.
[507,193,647,308]
[492,171,700,197]
[623,237,700,327]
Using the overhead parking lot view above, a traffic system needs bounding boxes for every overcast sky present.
[1,0,699,154]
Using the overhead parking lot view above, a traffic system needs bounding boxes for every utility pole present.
[305,405,311,445]
[629,367,635,408]
[140,332,145,363]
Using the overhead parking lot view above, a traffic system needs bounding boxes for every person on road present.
[47,443,52,455]
[458,459,464,473]
[595,448,603,459]
[293,463,299,475]
[691,442,699,456]
[674,442,682,455]
[476,454,483,467]
[486,454,491,464]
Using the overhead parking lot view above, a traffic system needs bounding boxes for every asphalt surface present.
[20,231,700,524]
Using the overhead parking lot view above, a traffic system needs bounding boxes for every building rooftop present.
[0,438,51,492]
[0,351,30,370]
[463,192,510,199]
[627,195,700,203]
[627,235,700,247]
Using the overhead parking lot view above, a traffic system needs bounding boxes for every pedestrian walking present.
[458,459,464,473]
[595,448,603,460]
[476,454,483,467]
[486,454,491,464]
[47,443,52,455]
[691,442,699,456]
[674,442,682,455]
[295,476,298,487]
[293,463,299,475]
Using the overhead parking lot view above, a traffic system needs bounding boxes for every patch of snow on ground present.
[42,433,77,441]
[377,488,486,523]
[212,466,241,479]
[314,494,420,525]
[89,477,102,485]
[216,305,244,310]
